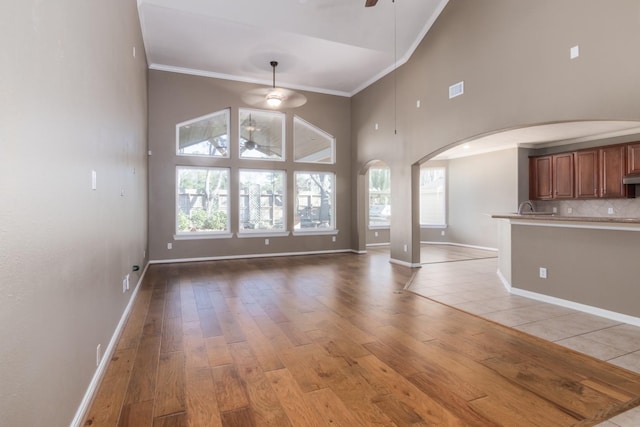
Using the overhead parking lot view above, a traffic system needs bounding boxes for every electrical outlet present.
[552,207,557,213]
[441,230,445,236]
[608,207,614,215]
[167,243,172,250]
[265,238,269,246]
[539,267,547,279]
[96,344,102,367]
[567,207,573,214]
[332,236,336,242]
[374,231,379,237]
[403,244,408,252]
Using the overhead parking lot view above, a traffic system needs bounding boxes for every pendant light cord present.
[394,0,397,135]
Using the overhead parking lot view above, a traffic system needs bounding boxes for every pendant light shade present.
[242,61,307,109]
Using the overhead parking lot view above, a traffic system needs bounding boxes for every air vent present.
[449,81,464,99]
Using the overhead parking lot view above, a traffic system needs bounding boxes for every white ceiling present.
[137,0,449,96]
[137,1,640,156]
[432,121,640,160]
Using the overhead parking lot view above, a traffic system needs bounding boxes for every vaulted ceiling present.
[137,0,449,96]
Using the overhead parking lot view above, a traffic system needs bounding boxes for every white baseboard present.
[150,249,355,265]
[389,257,422,268]
[70,262,150,427]
[496,268,512,292]
[498,273,640,328]
[420,241,498,252]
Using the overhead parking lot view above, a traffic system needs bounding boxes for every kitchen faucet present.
[517,200,535,215]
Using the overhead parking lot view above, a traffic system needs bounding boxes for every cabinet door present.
[575,150,598,198]
[553,153,574,199]
[529,156,552,199]
[600,145,627,198]
[627,143,640,175]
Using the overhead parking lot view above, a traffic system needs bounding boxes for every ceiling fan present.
[241,61,307,110]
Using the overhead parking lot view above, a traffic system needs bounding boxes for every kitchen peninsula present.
[492,213,640,325]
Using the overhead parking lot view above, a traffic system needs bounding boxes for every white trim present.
[420,224,448,229]
[366,243,391,247]
[174,232,233,240]
[420,241,498,252]
[389,258,422,268]
[70,263,150,427]
[496,268,512,292]
[509,286,640,328]
[150,249,353,264]
[236,231,290,239]
[368,225,390,230]
[291,229,338,236]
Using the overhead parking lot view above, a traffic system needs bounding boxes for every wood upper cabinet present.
[575,150,598,198]
[529,153,574,200]
[529,156,552,199]
[552,153,574,199]
[600,145,627,198]
[627,142,640,175]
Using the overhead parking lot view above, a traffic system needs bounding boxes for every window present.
[420,166,446,226]
[368,166,390,228]
[176,110,229,157]
[294,172,335,230]
[239,109,285,160]
[239,169,286,232]
[176,167,229,235]
[293,116,335,164]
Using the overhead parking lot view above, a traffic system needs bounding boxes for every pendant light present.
[242,61,307,109]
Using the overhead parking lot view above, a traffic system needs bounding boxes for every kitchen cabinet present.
[575,150,598,198]
[600,145,628,198]
[529,153,574,200]
[627,143,640,175]
[529,156,552,199]
[552,153,575,199]
[575,146,629,199]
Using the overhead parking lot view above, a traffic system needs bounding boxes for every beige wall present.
[0,1,148,426]
[512,225,640,317]
[353,0,640,264]
[420,148,519,248]
[147,71,352,261]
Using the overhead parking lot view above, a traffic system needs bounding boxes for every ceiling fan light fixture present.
[266,92,284,107]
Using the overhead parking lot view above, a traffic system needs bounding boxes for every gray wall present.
[0,2,148,426]
[148,70,352,261]
[352,0,640,264]
[421,148,519,248]
[512,225,640,318]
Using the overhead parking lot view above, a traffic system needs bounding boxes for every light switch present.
[570,45,579,59]
[91,170,97,190]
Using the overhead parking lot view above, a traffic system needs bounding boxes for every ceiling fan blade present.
[365,0,378,7]
[241,87,307,109]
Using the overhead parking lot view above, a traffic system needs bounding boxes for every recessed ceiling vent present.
[449,81,464,99]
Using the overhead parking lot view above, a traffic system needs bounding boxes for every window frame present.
[293,116,336,164]
[238,108,286,162]
[237,168,288,237]
[419,165,447,228]
[176,109,230,158]
[292,171,337,235]
[174,166,231,240]
[368,166,391,230]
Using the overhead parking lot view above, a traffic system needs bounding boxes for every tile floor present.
[406,253,640,427]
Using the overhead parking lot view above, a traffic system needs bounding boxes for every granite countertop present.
[491,213,640,224]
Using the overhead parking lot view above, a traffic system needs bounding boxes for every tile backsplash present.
[535,197,640,218]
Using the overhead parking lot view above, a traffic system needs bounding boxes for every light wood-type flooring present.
[85,249,640,426]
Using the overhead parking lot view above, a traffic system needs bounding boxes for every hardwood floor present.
[84,251,640,426]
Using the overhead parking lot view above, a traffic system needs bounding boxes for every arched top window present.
[176,109,229,158]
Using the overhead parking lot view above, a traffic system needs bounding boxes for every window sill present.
[236,231,290,239]
[368,225,390,230]
[420,224,448,229]
[174,232,233,240]
[292,229,339,236]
